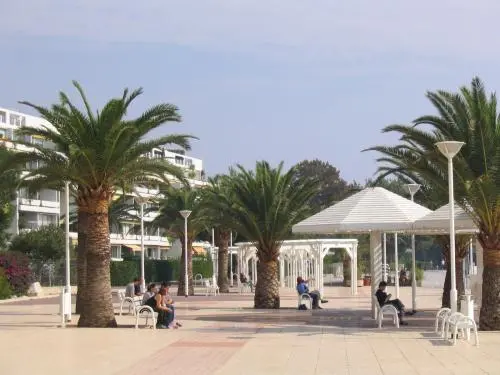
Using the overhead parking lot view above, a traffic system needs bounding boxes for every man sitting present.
[296,277,328,309]
[375,281,411,325]
[125,278,143,298]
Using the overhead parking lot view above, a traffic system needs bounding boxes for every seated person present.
[375,281,411,325]
[125,278,142,298]
[161,282,182,328]
[399,269,408,286]
[296,276,328,309]
[144,286,174,329]
[142,283,157,304]
[239,273,254,292]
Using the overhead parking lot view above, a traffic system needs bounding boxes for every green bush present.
[110,257,213,286]
[0,251,33,295]
[0,268,12,300]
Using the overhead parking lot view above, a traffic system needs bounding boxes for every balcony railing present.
[19,198,59,208]
[109,233,168,242]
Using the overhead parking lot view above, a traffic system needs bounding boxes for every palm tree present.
[201,175,236,293]
[0,82,194,327]
[219,161,319,308]
[366,77,500,330]
[153,187,206,296]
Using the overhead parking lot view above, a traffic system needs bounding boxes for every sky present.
[1,0,500,183]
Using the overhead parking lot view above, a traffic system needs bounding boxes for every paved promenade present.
[0,285,496,375]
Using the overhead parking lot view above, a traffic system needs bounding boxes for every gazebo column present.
[395,233,399,298]
[383,233,387,282]
[370,231,383,319]
[472,238,483,308]
[252,257,257,285]
[319,249,325,296]
[353,244,358,295]
[279,257,285,287]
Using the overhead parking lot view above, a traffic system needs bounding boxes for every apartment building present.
[0,106,206,260]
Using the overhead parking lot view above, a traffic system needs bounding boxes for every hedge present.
[110,257,213,286]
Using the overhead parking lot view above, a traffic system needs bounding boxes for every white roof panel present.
[292,187,432,234]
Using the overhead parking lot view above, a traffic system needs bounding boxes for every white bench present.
[373,295,399,329]
[135,305,157,329]
[118,291,142,316]
[298,293,313,310]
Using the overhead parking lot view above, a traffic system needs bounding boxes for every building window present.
[175,156,184,165]
[111,246,122,259]
[0,111,6,123]
[9,114,25,126]
[185,158,193,167]
[0,129,7,139]
[153,150,163,159]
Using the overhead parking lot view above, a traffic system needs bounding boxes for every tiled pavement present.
[0,286,498,375]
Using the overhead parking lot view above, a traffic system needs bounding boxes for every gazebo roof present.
[292,187,432,234]
[412,203,477,233]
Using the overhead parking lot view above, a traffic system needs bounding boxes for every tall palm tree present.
[0,82,194,327]
[366,77,500,329]
[153,187,206,296]
[219,161,319,308]
[201,175,236,293]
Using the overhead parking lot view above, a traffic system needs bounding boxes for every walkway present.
[0,286,497,375]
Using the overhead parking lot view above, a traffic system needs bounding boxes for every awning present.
[192,246,206,255]
[125,245,142,252]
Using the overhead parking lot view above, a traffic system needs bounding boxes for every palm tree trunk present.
[178,237,194,296]
[479,247,500,330]
[75,211,89,315]
[77,198,116,328]
[216,229,230,293]
[442,257,465,310]
[254,259,280,309]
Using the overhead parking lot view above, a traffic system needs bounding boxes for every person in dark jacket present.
[375,281,410,325]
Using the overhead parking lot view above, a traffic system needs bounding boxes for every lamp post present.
[64,181,71,322]
[230,231,233,287]
[179,210,192,298]
[136,196,149,293]
[436,141,465,313]
[407,183,421,313]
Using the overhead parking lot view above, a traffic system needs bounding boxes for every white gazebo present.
[292,187,432,318]
[235,239,359,296]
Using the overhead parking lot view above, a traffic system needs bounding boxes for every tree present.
[153,187,206,296]
[10,225,65,263]
[0,81,194,327]
[366,77,500,329]
[220,161,320,308]
[201,175,237,293]
[293,159,350,212]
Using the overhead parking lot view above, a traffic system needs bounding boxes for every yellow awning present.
[126,245,142,252]
[192,246,205,255]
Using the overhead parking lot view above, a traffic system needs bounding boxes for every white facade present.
[0,106,206,260]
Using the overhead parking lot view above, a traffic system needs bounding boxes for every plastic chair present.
[373,295,399,328]
[298,293,313,310]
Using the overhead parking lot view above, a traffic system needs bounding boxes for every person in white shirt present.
[142,283,157,304]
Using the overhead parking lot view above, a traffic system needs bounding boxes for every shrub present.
[0,268,12,300]
[0,251,33,295]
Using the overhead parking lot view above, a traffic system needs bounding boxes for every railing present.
[109,233,168,242]
[19,198,59,208]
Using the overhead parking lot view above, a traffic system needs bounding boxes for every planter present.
[357,279,364,287]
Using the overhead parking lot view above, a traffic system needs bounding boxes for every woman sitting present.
[142,283,157,305]
[144,286,174,329]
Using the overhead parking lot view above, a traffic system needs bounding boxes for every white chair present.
[204,279,219,296]
[135,305,157,330]
[237,278,252,294]
[373,295,399,328]
[451,315,479,346]
[442,312,463,339]
[194,274,203,286]
[298,293,313,310]
[435,307,451,334]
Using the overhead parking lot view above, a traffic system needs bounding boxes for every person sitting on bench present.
[375,281,411,325]
[296,276,328,309]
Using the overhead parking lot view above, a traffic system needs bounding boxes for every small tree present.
[10,225,65,263]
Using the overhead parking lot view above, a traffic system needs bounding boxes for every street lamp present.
[436,141,465,313]
[135,195,149,293]
[179,210,192,298]
[63,181,71,323]
[407,183,421,313]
